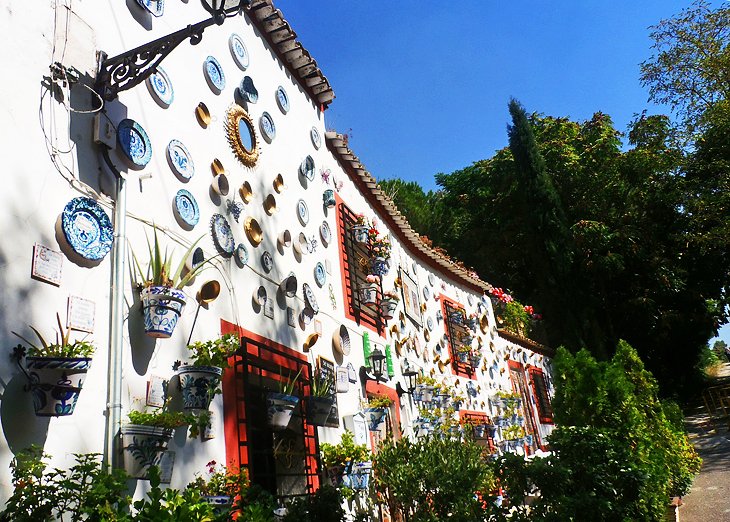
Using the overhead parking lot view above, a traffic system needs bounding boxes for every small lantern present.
[369,347,387,381]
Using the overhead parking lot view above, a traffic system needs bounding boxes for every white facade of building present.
[0,0,554,504]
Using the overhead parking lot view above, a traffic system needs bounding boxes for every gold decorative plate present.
[245,216,263,246]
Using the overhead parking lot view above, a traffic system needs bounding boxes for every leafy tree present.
[640,0,730,139]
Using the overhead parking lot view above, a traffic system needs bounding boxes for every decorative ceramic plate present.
[319,220,331,246]
[300,155,315,181]
[117,119,152,168]
[173,189,199,228]
[259,112,275,142]
[210,214,235,256]
[428,273,435,287]
[136,0,164,17]
[276,86,289,114]
[310,126,321,149]
[314,262,326,287]
[297,199,309,225]
[229,33,249,70]
[235,243,248,265]
[427,316,434,331]
[423,285,431,301]
[203,56,225,93]
[261,251,274,273]
[167,139,194,180]
[303,283,319,314]
[61,197,114,260]
[146,66,173,106]
[239,76,258,103]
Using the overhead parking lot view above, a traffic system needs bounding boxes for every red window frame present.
[528,367,554,424]
[439,295,474,379]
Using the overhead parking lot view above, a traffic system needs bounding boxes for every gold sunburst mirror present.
[225,105,260,168]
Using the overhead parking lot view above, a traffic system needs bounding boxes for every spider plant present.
[131,227,207,290]
[310,369,333,398]
[277,368,302,397]
[12,313,95,358]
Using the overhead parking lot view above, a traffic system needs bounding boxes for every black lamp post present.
[95,0,249,101]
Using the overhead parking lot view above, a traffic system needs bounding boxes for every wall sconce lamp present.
[396,367,419,398]
[360,347,387,383]
[95,1,250,101]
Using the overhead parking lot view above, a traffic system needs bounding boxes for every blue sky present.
[275,0,729,345]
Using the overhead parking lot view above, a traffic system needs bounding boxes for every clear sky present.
[274,0,729,345]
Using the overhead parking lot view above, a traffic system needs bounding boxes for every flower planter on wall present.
[414,384,435,404]
[364,407,387,431]
[348,461,372,491]
[120,424,173,479]
[379,298,398,320]
[25,357,92,416]
[371,257,389,277]
[307,396,335,426]
[352,224,369,243]
[266,392,299,431]
[140,286,187,338]
[176,365,223,410]
[359,283,378,306]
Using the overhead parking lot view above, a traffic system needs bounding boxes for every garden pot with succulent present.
[267,369,301,431]
[307,369,335,426]
[364,394,392,431]
[132,228,208,338]
[12,315,95,417]
[175,334,238,410]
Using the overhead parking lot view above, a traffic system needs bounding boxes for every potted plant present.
[307,369,335,426]
[121,407,195,479]
[379,290,400,321]
[186,460,248,511]
[351,214,370,243]
[449,310,466,326]
[466,312,478,331]
[267,369,301,431]
[132,228,208,339]
[369,234,391,277]
[358,274,380,306]
[320,431,370,488]
[175,334,239,410]
[12,315,95,417]
[414,375,436,404]
[364,394,392,431]
[495,390,522,411]
[468,350,481,369]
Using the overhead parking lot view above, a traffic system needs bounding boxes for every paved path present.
[680,364,730,521]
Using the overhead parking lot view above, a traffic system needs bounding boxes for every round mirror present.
[238,117,254,152]
[225,105,259,167]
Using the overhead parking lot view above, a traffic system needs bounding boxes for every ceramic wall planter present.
[325,465,346,488]
[120,424,173,479]
[322,189,336,208]
[379,298,398,320]
[348,462,372,491]
[307,395,335,426]
[414,384,435,404]
[371,256,389,277]
[359,283,379,306]
[24,357,92,416]
[266,392,299,431]
[140,286,186,338]
[364,407,387,431]
[176,365,223,410]
[203,496,232,514]
[352,224,369,243]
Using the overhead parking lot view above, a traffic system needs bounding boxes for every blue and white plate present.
[229,33,249,70]
[210,214,235,256]
[203,56,226,93]
[136,0,164,17]
[167,139,194,180]
[261,251,274,273]
[303,283,319,314]
[428,273,435,287]
[427,316,434,331]
[61,197,114,261]
[235,243,248,266]
[297,199,309,225]
[276,86,289,114]
[259,112,275,142]
[314,262,326,287]
[239,76,258,104]
[146,66,174,107]
[299,155,315,181]
[319,220,331,246]
[423,285,431,301]
[117,119,152,169]
[310,126,321,149]
[173,189,199,228]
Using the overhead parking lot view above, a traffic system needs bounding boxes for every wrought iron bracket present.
[95,18,217,102]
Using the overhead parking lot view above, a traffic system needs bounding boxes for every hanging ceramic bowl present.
[302,283,319,314]
[293,232,308,256]
[203,56,226,94]
[146,66,173,107]
[60,197,114,261]
[254,286,267,306]
[211,158,225,176]
[261,251,274,273]
[275,85,290,113]
[239,76,258,104]
[210,214,235,256]
[195,102,211,128]
[296,199,309,225]
[314,262,326,287]
[229,33,249,70]
[245,217,263,246]
[172,189,200,229]
[273,173,286,193]
[185,246,205,272]
[303,333,319,352]
[299,155,315,181]
[212,173,230,196]
[239,181,254,203]
[263,194,277,215]
[332,325,351,356]
[278,230,292,248]
[117,119,152,170]
[279,273,298,297]
[235,243,248,266]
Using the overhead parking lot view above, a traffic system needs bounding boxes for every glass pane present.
[238,118,254,152]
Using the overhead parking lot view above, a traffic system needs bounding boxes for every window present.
[336,200,383,334]
[441,297,474,379]
[459,411,496,453]
[529,367,554,424]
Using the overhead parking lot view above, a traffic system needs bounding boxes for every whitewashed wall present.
[0,0,554,504]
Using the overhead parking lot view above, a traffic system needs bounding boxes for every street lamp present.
[360,347,387,383]
[95,0,249,101]
[396,367,419,398]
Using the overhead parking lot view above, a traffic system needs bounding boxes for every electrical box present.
[93,113,115,149]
